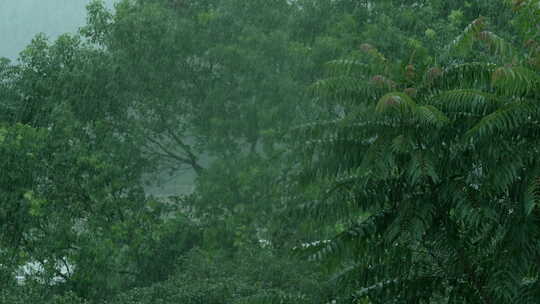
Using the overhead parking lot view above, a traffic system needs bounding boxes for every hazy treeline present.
[1,0,540,303]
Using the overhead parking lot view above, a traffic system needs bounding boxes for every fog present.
[2,1,535,303]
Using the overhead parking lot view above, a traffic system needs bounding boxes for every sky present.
[0,0,116,60]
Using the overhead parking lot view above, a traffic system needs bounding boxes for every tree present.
[110,246,331,304]
[79,0,313,178]
[0,0,330,301]
[0,30,204,301]
[294,3,540,302]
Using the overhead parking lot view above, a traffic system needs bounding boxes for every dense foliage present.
[1,0,539,303]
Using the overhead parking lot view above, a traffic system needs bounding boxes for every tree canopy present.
[1,0,539,303]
